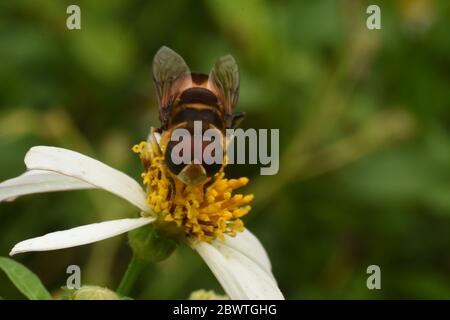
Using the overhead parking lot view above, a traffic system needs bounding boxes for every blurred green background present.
[1,0,450,299]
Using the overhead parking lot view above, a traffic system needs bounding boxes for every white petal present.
[24,146,150,212]
[0,170,94,203]
[10,217,155,255]
[193,231,284,300]
[222,229,272,276]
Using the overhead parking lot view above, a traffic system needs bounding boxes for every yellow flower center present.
[132,137,253,242]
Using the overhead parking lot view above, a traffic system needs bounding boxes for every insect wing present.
[152,46,190,127]
[209,55,240,126]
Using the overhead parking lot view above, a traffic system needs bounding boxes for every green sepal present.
[128,222,178,263]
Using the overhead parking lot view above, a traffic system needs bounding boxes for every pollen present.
[132,139,253,242]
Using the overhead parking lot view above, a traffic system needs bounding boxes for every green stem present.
[117,255,144,297]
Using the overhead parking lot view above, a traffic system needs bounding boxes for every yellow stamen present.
[132,138,252,242]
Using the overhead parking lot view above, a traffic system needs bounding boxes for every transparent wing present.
[152,46,190,126]
[209,54,240,120]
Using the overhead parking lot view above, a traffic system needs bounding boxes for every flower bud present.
[71,286,119,300]
[189,289,229,300]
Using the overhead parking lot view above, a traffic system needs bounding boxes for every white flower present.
[0,145,284,300]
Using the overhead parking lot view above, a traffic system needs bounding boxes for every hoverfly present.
[152,46,245,185]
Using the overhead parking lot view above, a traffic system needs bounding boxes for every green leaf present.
[0,257,52,300]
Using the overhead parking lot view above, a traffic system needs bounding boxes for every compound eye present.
[164,140,186,175]
[203,162,223,177]
[202,125,225,177]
